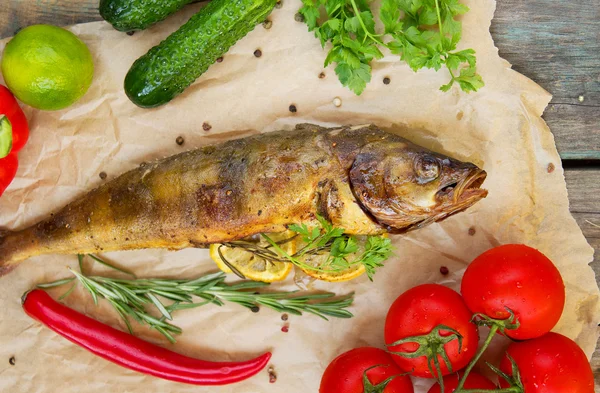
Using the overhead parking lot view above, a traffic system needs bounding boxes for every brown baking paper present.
[0,1,598,391]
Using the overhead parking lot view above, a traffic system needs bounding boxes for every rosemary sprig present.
[39,255,355,343]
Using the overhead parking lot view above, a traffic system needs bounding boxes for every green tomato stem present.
[433,353,445,393]
[454,324,499,392]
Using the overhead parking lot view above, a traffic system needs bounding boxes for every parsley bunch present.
[299,0,484,94]
[262,215,393,280]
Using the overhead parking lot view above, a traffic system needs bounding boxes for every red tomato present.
[320,347,414,393]
[428,371,496,393]
[499,332,594,393]
[384,284,478,378]
[0,85,29,153]
[0,153,18,197]
[461,244,565,340]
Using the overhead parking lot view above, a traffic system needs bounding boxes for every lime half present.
[1,24,94,111]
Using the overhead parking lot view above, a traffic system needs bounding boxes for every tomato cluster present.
[0,85,29,197]
[320,244,594,393]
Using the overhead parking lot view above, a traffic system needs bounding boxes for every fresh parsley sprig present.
[383,0,484,92]
[285,215,391,280]
[300,0,384,94]
[240,215,392,280]
[299,0,484,94]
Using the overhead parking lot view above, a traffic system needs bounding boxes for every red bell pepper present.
[22,289,272,385]
[0,85,29,154]
[0,85,28,196]
[0,153,18,197]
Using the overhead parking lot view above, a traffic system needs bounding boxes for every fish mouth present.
[436,168,488,211]
[394,168,488,233]
[453,168,488,204]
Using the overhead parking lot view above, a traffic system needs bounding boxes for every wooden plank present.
[564,168,600,268]
[572,216,600,386]
[491,0,600,159]
[2,0,100,37]
[545,104,600,160]
[564,169,600,390]
[565,169,600,214]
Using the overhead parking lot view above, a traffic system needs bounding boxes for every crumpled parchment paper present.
[0,1,598,392]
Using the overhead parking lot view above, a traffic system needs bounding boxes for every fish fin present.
[0,229,17,276]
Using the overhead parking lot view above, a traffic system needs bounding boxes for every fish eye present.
[415,156,440,183]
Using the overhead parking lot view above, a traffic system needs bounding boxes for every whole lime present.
[1,25,94,111]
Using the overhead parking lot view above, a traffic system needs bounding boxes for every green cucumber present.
[0,116,13,159]
[124,0,276,108]
[99,0,199,32]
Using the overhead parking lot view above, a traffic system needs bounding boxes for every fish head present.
[349,140,488,232]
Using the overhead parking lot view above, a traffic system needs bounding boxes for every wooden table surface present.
[2,0,599,389]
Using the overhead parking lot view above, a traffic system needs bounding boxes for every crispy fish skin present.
[0,124,487,275]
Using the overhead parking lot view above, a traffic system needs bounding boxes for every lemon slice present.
[297,251,366,282]
[209,230,296,283]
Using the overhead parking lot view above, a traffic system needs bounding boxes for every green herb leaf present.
[88,254,136,277]
[147,293,173,321]
[419,6,439,26]
[380,0,402,34]
[37,277,76,289]
[336,61,371,95]
[299,1,321,31]
[455,65,485,92]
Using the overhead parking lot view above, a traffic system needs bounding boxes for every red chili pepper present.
[0,85,29,154]
[22,289,271,385]
[0,153,18,197]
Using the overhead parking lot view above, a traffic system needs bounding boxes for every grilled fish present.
[0,124,487,276]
